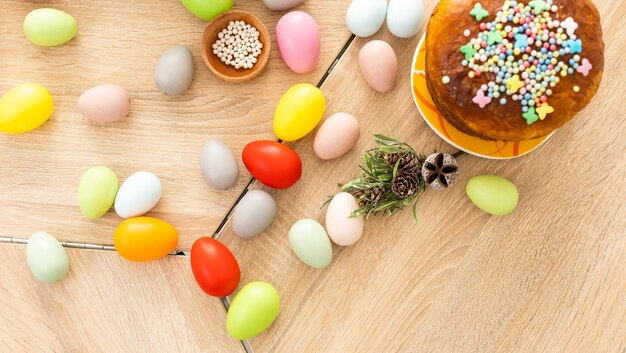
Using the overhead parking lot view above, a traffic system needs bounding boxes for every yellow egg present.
[273,83,326,141]
[0,83,53,134]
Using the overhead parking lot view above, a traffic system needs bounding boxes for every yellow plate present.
[410,33,553,159]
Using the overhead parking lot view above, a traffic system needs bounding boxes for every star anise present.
[421,153,459,190]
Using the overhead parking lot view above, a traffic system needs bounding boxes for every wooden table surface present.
[1,0,625,352]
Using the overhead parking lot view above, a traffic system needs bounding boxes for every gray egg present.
[154,45,194,95]
[232,189,276,239]
[200,139,239,190]
[263,0,305,11]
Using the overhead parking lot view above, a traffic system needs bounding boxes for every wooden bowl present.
[201,10,271,83]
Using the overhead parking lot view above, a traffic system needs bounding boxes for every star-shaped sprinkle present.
[514,34,528,49]
[487,31,503,45]
[523,107,539,125]
[505,75,524,93]
[472,89,492,108]
[529,0,549,15]
[460,43,478,60]
[536,103,554,120]
[561,17,578,36]
[470,3,489,21]
[567,39,582,54]
[577,58,592,76]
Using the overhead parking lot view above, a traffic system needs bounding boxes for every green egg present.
[27,232,70,283]
[180,0,233,21]
[78,166,119,219]
[288,219,333,269]
[227,282,280,340]
[466,175,519,215]
[23,8,77,47]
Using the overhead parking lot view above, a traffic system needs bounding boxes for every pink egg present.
[78,84,130,123]
[313,112,360,160]
[276,11,320,74]
[358,40,398,93]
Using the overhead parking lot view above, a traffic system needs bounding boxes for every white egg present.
[346,0,387,37]
[114,171,162,219]
[387,0,425,38]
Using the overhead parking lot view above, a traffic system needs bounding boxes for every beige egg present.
[325,192,364,246]
[77,84,130,122]
[358,40,398,93]
[313,112,360,160]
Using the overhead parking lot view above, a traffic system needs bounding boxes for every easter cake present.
[425,0,604,141]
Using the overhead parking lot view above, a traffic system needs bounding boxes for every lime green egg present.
[23,8,77,47]
[227,282,280,340]
[180,0,233,21]
[78,166,119,219]
[466,175,519,215]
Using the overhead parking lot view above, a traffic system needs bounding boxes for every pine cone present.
[421,152,459,190]
[367,186,384,204]
[385,152,421,171]
[391,170,420,198]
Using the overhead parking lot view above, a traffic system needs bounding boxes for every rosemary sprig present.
[327,134,427,219]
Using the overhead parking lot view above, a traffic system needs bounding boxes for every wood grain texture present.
[0,0,351,249]
[0,243,242,353]
[217,0,626,352]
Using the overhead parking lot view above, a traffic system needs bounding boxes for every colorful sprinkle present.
[529,0,549,15]
[560,17,578,36]
[464,29,471,37]
[470,3,489,21]
[567,39,582,54]
[460,43,478,60]
[506,74,524,93]
[536,102,554,120]
[573,85,580,92]
[442,76,451,84]
[472,89,492,108]
[523,107,539,124]
[487,31,503,45]
[577,58,592,76]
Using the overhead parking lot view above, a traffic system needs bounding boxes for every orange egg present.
[114,217,178,262]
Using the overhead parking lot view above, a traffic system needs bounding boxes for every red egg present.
[190,237,241,297]
[242,140,302,189]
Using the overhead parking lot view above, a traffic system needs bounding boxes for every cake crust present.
[425,0,604,141]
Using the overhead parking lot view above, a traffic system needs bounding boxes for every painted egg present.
[274,83,326,141]
[114,217,178,261]
[387,0,425,38]
[345,0,387,37]
[27,231,69,283]
[114,171,162,219]
[263,0,305,11]
[313,112,360,160]
[358,40,398,93]
[466,175,519,215]
[0,83,53,134]
[199,139,239,190]
[232,189,277,239]
[227,281,280,340]
[154,45,194,96]
[180,0,233,21]
[276,11,320,74]
[77,84,130,123]
[288,219,332,268]
[23,8,77,47]
[242,141,302,189]
[325,192,364,246]
[78,166,119,219]
[191,237,240,297]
